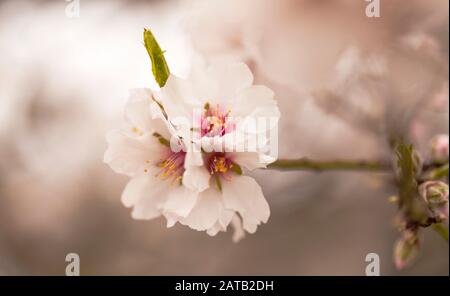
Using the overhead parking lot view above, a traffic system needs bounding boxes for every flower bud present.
[394,230,420,270]
[393,145,423,178]
[419,181,449,220]
[430,134,449,163]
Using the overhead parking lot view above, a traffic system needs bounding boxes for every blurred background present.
[0,0,448,275]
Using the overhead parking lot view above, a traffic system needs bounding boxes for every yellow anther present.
[132,127,143,136]
[212,156,229,173]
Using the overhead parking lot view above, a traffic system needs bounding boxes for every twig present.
[267,158,391,172]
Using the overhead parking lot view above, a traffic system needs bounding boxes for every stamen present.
[201,102,234,137]
[208,153,233,176]
[154,151,186,182]
[132,127,144,136]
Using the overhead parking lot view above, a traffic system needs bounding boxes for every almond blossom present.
[104,89,194,221]
[155,61,280,238]
[104,63,279,240]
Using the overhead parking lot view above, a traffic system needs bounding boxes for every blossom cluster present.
[104,60,279,241]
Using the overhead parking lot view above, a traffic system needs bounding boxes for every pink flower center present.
[142,133,186,184]
[143,148,186,185]
[201,103,234,137]
[156,150,186,181]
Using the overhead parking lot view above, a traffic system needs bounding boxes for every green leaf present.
[143,28,170,87]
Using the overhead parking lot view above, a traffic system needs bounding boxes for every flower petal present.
[180,187,223,231]
[148,100,173,140]
[201,62,254,103]
[231,215,246,243]
[222,175,270,233]
[121,173,168,220]
[232,85,280,134]
[183,164,211,193]
[206,224,222,237]
[206,208,235,236]
[184,148,204,167]
[231,151,268,171]
[159,74,199,122]
[162,186,199,218]
[104,130,163,176]
[125,88,155,132]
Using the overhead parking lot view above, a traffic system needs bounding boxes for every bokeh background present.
[0,0,448,275]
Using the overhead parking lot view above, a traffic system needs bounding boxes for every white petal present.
[165,216,177,228]
[183,165,211,192]
[104,130,163,176]
[162,186,199,218]
[149,101,173,140]
[206,210,234,237]
[218,209,235,229]
[125,88,154,132]
[231,152,267,171]
[121,173,168,220]
[200,62,254,103]
[206,210,236,237]
[180,188,222,231]
[232,85,280,134]
[159,75,199,124]
[231,215,246,243]
[206,225,221,237]
[222,175,270,233]
[125,90,175,142]
[184,148,203,167]
[260,153,277,165]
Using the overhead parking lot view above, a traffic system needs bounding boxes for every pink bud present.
[394,230,420,270]
[430,134,449,163]
[419,181,449,220]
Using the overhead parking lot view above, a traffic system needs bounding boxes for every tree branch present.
[267,158,391,172]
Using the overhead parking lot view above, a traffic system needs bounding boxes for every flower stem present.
[267,158,391,172]
[432,223,449,242]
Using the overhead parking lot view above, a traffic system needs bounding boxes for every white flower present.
[104,89,195,221]
[155,61,279,238]
[105,62,278,241]
[158,61,279,171]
